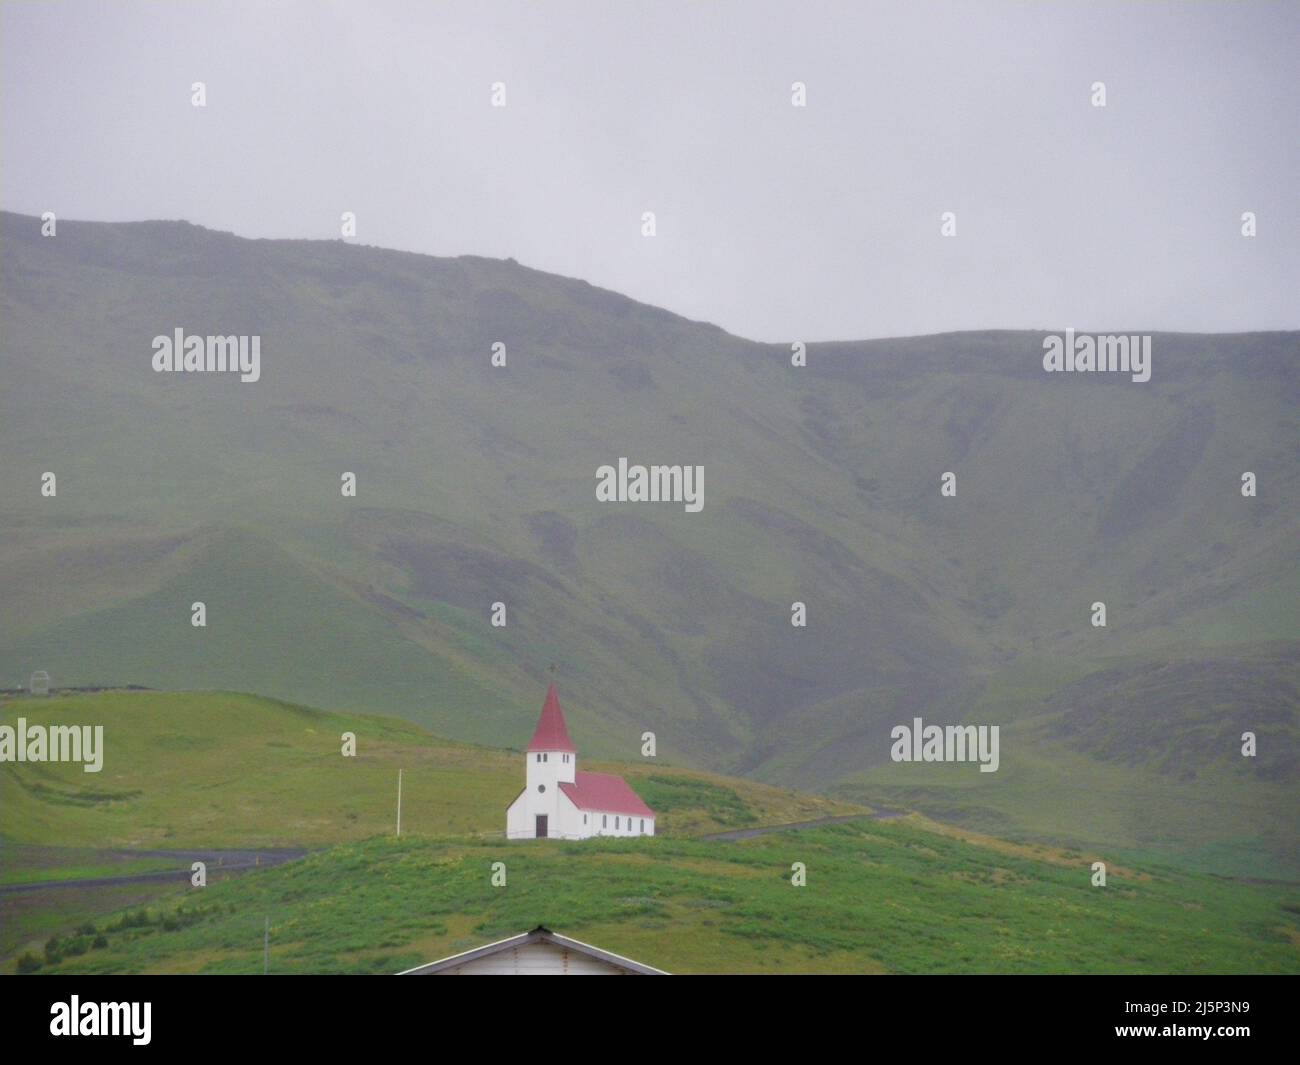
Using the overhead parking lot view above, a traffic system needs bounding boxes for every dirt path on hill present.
[0,847,309,894]
[698,809,907,841]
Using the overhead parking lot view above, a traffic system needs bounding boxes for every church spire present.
[527,683,577,753]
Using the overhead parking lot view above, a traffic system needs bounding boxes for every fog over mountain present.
[2,0,1297,341]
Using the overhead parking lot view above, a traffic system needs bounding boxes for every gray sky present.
[2,0,1296,341]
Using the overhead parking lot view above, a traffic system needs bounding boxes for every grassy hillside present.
[3,692,1296,976]
[1,211,1296,877]
[15,821,1300,976]
[831,646,1300,878]
[0,690,860,850]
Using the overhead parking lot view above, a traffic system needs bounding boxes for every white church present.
[506,684,656,840]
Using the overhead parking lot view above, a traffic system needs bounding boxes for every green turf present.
[0,690,860,850]
[19,823,1300,975]
[3,690,1295,974]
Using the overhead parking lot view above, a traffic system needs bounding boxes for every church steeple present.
[527,683,577,753]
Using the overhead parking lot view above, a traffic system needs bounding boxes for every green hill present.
[2,691,1295,975]
[21,827,1300,976]
[0,691,854,849]
[1,211,1296,876]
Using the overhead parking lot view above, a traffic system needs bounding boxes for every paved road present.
[699,809,908,841]
[0,848,309,895]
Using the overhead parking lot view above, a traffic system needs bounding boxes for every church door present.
[536,814,548,838]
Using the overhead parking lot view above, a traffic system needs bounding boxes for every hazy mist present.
[2,0,1296,340]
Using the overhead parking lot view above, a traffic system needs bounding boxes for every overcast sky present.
[2,0,1296,341]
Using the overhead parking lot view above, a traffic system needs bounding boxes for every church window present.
[602,815,607,828]
[537,784,546,793]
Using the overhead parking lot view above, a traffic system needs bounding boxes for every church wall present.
[505,793,531,839]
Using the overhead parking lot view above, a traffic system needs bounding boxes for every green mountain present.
[1,211,1296,873]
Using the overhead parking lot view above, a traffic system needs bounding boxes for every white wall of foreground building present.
[422,939,634,974]
[399,927,669,975]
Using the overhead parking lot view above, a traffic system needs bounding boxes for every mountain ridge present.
[11,210,1297,345]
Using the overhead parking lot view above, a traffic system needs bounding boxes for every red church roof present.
[560,772,656,818]
[527,683,577,753]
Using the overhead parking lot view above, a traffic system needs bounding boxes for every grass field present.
[3,690,1296,974]
[16,822,1300,976]
[0,690,858,849]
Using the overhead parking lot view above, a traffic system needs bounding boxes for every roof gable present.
[398,926,668,975]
